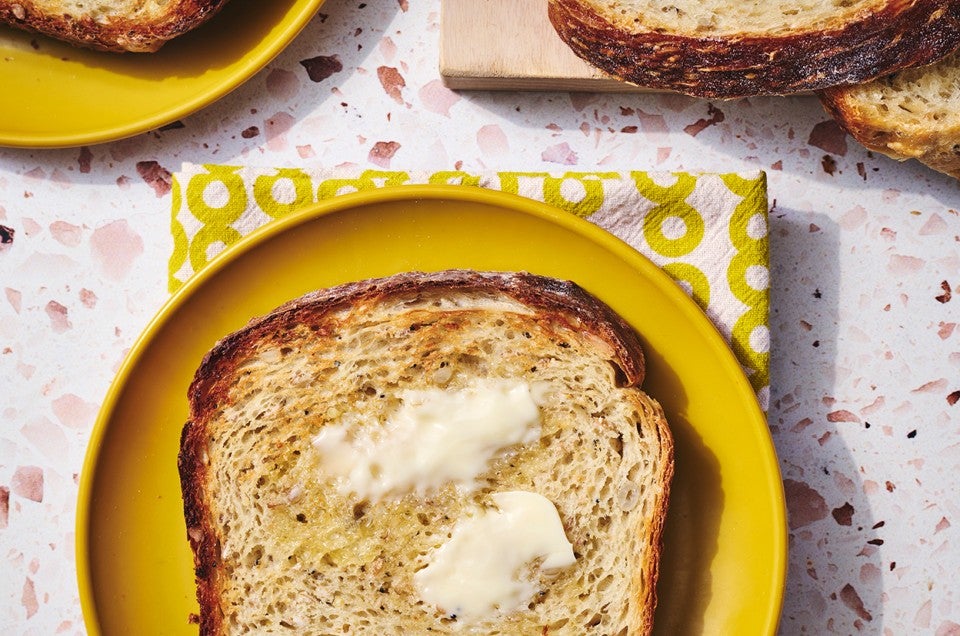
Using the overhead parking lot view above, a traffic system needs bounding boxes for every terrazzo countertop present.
[2,1,959,634]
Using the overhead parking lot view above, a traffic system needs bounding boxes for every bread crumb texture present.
[192,286,671,634]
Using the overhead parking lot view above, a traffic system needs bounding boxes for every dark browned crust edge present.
[0,0,231,52]
[548,0,960,99]
[177,269,650,634]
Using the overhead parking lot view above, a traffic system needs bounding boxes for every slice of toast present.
[820,51,960,179]
[178,270,674,635]
[548,0,960,98]
[0,0,230,52]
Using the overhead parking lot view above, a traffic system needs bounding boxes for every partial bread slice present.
[0,0,230,52]
[820,51,960,178]
[548,0,960,98]
[178,270,674,635]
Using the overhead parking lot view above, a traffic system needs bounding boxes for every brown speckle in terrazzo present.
[936,280,952,303]
[856,162,866,180]
[11,466,43,502]
[821,155,837,175]
[77,147,93,174]
[241,126,260,139]
[832,502,854,526]
[135,161,172,197]
[839,583,873,622]
[377,66,406,103]
[683,103,724,137]
[784,479,829,529]
[947,390,960,406]
[0,486,8,528]
[808,120,848,155]
[907,429,917,439]
[935,517,951,533]
[299,55,343,83]
[886,481,896,492]
[0,224,14,244]
[813,288,822,299]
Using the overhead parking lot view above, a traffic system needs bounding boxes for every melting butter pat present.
[414,491,576,622]
[312,379,541,500]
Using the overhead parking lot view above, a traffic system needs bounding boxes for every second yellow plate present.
[77,186,786,634]
[0,0,324,148]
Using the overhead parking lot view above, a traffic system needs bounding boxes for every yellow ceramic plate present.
[76,186,786,635]
[0,0,324,148]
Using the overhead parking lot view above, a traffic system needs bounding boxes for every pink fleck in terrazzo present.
[377,66,406,103]
[541,142,577,165]
[11,466,43,502]
[418,79,459,117]
[265,113,296,152]
[44,301,71,333]
[368,141,400,168]
[89,220,143,281]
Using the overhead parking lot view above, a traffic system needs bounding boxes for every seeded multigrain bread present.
[548,0,960,98]
[178,270,674,636]
[0,0,231,52]
[820,51,960,179]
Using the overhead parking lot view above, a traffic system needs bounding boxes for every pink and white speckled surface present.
[1,1,959,634]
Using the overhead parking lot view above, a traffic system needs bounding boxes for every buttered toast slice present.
[0,0,230,52]
[548,0,960,98]
[178,270,674,635]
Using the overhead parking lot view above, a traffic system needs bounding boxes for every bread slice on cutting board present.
[547,0,960,98]
[0,0,231,52]
[178,270,674,635]
[820,50,960,179]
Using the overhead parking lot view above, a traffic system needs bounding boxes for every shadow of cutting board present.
[440,0,646,92]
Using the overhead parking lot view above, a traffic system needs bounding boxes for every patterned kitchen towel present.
[169,166,769,405]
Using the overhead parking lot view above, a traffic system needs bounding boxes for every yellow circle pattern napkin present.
[169,165,769,406]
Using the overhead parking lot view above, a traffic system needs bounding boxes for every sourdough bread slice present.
[0,0,230,52]
[178,270,674,635]
[820,51,960,179]
[548,0,960,98]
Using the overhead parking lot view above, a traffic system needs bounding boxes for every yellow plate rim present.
[0,0,324,148]
[75,184,786,633]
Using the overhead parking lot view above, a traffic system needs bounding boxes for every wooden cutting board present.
[439,0,646,92]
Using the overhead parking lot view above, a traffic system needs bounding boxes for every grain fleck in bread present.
[820,51,960,179]
[548,0,960,98]
[178,270,674,635]
[0,0,231,52]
